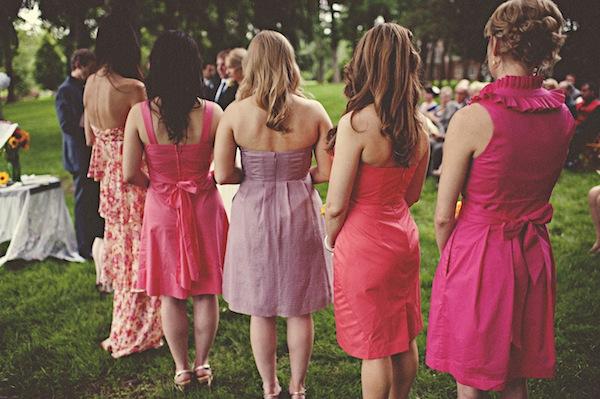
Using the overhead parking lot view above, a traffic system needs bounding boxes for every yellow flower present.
[321,203,326,216]
[7,137,19,149]
[455,200,462,218]
[0,171,9,186]
[17,129,30,144]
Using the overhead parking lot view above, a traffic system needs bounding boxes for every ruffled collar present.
[471,75,565,113]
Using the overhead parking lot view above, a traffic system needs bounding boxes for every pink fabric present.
[426,75,576,390]
[334,164,423,359]
[136,101,228,299]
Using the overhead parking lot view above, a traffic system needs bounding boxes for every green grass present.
[1,88,599,398]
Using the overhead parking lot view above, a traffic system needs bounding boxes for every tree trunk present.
[441,40,449,80]
[426,41,435,82]
[329,1,340,83]
[1,23,18,103]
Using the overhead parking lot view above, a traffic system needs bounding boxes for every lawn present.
[1,86,599,398]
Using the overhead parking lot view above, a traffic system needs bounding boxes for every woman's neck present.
[494,60,531,80]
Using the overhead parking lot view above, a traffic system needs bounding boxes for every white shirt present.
[214,79,228,102]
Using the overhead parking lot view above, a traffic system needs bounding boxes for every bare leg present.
[500,379,527,399]
[590,186,600,253]
[457,383,488,399]
[389,339,419,399]
[362,357,393,399]
[192,294,219,378]
[161,296,190,383]
[250,316,280,396]
[92,237,104,287]
[286,314,313,396]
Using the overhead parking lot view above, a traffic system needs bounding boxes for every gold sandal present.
[194,364,213,387]
[263,384,282,398]
[290,388,306,398]
[173,369,193,392]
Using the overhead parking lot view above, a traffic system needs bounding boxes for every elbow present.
[123,171,136,185]
[325,201,346,219]
[213,170,227,185]
[434,214,454,231]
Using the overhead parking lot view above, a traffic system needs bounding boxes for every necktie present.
[215,80,227,102]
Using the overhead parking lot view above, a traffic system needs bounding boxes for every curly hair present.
[484,0,566,74]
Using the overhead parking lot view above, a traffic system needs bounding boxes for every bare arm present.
[214,104,243,184]
[435,104,490,252]
[405,131,430,207]
[83,84,94,146]
[122,104,149,188]
[324,114,363,246]
[310,102,334,184]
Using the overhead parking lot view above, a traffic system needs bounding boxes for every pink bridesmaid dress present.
[333,163,423,359]
[136,101,228,299]
[426,76,575,390]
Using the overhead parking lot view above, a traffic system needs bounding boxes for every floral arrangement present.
[1,122,30,184]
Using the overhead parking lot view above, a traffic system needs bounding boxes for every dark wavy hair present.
[328,23,423,167]
[146,30,204,144]
[95,14,143,80]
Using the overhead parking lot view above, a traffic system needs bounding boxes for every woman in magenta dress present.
[426,1,575,397]
[84,14,162,358]
[325,24,429,399]
[123,31,227,390]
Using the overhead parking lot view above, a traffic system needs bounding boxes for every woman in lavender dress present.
[214,31,332,399]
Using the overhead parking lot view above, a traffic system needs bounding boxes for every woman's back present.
[84,70,145,130]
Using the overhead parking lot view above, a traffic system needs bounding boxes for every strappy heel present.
[173,369,193,392]
[263,383,282,398]
[289,388,306,398]
[194,364,213,387]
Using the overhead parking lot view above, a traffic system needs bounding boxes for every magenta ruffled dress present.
[426,76,575,390]
[136,101,228,299]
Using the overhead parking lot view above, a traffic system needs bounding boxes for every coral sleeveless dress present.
[136,101,228,299]
[333,163,423,359]
[426,76,576,390]
[88,125,162,358]
[223,148,332,317]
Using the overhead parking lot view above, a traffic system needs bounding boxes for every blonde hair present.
[226,48,247,72]
[238,30,303,132]
[484,0,566,74]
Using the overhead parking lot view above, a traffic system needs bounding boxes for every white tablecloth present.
[0,175,84,266]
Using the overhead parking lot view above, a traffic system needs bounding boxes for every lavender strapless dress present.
[222,147,332,317]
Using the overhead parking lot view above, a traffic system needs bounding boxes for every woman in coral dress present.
[325,24,429,399]
[123,31,227,390]
[426,1,575,397]
[214,31,333,398]
[84,14,162,358]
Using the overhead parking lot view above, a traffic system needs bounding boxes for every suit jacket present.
[55,76,91,174]
[201,76,220,100]
[216,81,239,110]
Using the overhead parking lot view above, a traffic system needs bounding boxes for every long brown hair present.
[328,23,423,167]
[238,30,304,132]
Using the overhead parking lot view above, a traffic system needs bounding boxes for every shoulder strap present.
[141,100,158,145]
[200,100,214,143]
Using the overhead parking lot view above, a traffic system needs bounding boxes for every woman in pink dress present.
[325,24,429,399]
[84,14,162,358]
[426,1,575,397]
[123,31,227,391]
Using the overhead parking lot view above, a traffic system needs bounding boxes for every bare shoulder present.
[448,103,492,137]
[346,104,378,134]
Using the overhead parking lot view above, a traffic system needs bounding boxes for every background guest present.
[201,63,219,100]
[543,78,559,90]
[419,85,439,114]
[427,86,459,175]
[559,80,578,115]
[55,49,105,274]
[468,80,487,98]
[454,79,470,109]
[216,47,246,109]
[213,49,230,105]
[567,81,600,169]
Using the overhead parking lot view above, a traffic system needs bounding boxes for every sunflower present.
[17,129,30,144]
[0,171,9,186]
[7,137,19,149]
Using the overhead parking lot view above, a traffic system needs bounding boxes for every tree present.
[0,0,26,102]
[34,35,64,90]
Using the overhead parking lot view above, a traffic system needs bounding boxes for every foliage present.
[33,35,64,91]
[1,91,599,398]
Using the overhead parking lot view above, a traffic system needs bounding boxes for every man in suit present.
[214,49,237,110]
[201,63,219,100]
[55,49,104,258]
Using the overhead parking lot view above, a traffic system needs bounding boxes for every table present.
[0,175,84,266]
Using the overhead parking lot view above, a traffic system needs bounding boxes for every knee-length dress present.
[333,163,423,360]
[222,148,332,317]
[88,125,162,358]
[426,75,576,391]
[136,101,228,299]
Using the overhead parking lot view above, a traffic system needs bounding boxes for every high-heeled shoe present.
[263,383,282,398]
[173,369,193,392]
[194,364,213,387]
[289,388,306,398]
